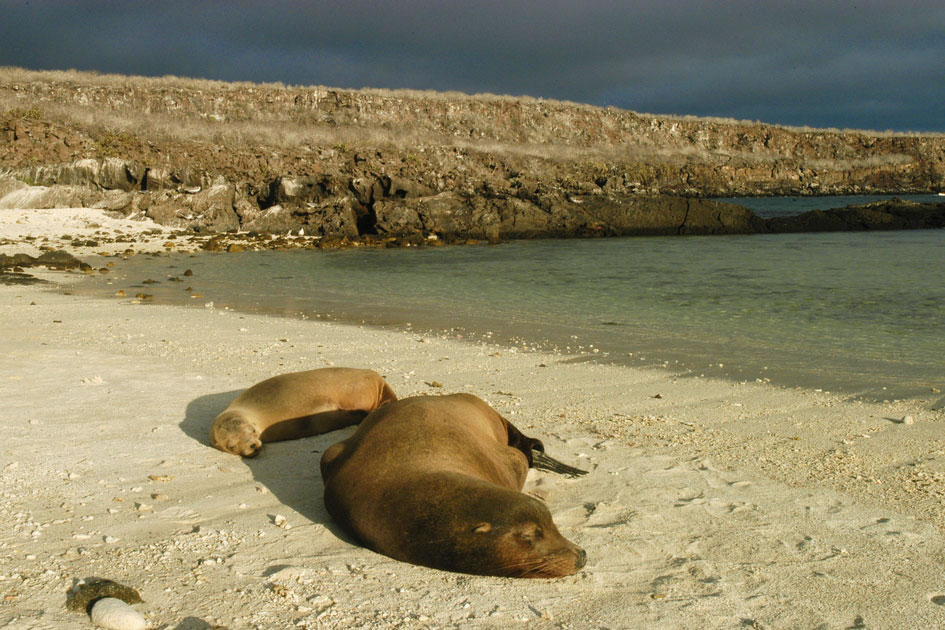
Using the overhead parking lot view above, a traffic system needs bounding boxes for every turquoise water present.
[75,212,945,401]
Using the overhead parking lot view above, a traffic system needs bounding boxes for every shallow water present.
[74,201,945,402]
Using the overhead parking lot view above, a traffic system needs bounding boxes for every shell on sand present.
[89,597,147,630]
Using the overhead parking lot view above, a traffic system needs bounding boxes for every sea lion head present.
[468,493,587,578]
[209,410,263,457]
[390,476,586,578]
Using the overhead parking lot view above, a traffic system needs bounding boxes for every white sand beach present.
[2,209,945,629]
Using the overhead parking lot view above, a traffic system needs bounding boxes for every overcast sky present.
[2,0,943,132]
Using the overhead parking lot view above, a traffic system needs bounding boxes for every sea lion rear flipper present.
[503,418,544,465]
[530,449,588,478]
[504,417,587,477]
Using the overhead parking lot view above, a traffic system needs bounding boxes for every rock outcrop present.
[1,69,943,241]
[766,199,945,232]
[0,249,88,270]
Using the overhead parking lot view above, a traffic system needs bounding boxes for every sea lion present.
[320,393,587,578]
[210,367,397,457]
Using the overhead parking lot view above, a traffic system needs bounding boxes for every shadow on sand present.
[180,389,356,540]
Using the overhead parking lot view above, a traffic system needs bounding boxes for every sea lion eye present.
[472,523,491,534]
[518,526,543,541]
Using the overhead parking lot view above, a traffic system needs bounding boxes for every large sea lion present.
[210,367,397,457]
[320,393,587,578]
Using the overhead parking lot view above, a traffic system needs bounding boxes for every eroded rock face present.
[0,183,102,209]
[10,158,144,191]
[145,184,240,232]
[370,193,766,239]
[2,155,942,240]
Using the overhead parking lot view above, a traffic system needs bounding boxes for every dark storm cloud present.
[1,0,943,131]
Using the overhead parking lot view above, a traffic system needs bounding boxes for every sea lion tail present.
[530,450,588,477]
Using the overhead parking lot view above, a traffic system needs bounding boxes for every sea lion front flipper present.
[530,449,588,478]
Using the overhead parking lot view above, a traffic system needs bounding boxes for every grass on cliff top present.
[0,66,936,172]
[4,65,940,139]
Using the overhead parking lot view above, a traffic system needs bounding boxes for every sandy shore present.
[2,209,945,628]
[0,207,184,258]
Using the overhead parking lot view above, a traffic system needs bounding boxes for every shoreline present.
[3,206,943,405]
[3,273,945,627]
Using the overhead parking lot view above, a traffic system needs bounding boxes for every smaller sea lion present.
[210,367,397,457]
[321,393,586,578]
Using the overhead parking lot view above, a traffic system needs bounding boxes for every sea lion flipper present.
[502,418,544,465]
[530,449,588,478]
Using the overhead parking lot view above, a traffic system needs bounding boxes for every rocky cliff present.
[1,68,943,239]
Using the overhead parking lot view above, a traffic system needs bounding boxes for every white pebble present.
[90,597,147,630]
[902,415,915,425]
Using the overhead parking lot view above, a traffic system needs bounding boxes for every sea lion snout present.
[575,547,587,570]
[209,412,264,457]
[545,538,587,577]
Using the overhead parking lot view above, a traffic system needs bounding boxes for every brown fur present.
[320,393,586,578]
[209,368,397,457]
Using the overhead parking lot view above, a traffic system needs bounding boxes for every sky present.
[1,0,944,132]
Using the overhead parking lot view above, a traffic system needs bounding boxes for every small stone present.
[902,415,915,425]
[308,594,334,610]
[104,535,119,543]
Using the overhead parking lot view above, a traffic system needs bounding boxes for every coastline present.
[3,267,945,627]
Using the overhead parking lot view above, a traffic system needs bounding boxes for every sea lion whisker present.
[494,556,555,575]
